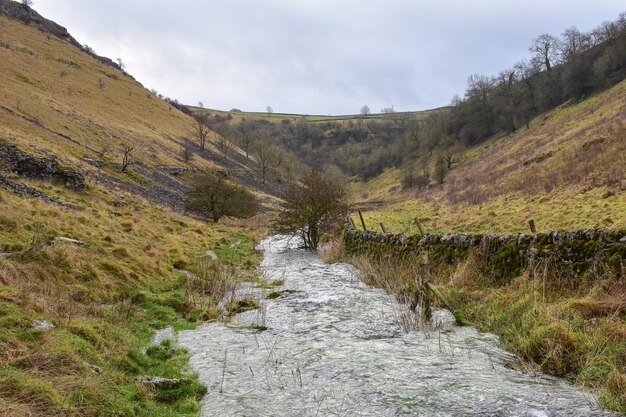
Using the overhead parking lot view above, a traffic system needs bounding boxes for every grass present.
[351,186,626,235]
[0,183,264,416]
[346,247,626,413]
[443,259,626,412]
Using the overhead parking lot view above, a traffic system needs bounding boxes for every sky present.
[32,0,625,115]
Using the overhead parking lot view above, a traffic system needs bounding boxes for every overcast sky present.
[33,0,624,115]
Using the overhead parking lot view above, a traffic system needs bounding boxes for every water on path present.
[178,235,616,417]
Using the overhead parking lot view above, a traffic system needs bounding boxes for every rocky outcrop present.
[0,141,85,191]
[0,0,80,47]
[0,0,122,71]
[0,173,76,209]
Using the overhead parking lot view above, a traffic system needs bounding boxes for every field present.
[190,105,444,124]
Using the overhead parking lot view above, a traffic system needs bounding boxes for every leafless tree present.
[271,169,350,250]
[360,104,371,119]
[213,122,233,157]
[254,135,276,184]
[529,33,561,71]
[467,74,494,135]
[192,115,211,151]
[235,121,254,159]
[120,144,134,172]
[266,105,273,117]
[559,26,592,62]
[180,138,195,162]
[116,58,126,71]
[21,0,33,8]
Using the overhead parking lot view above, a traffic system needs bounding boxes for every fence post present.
[348,216,356,228]
[379,222,387,233]
[416,218,426,235]
[358,210,367,231]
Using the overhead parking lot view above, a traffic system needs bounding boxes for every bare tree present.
[271,169,350,250]
[467,74,494,135]
[214,123,233,158]
[406,118,423,148]
[192,115,211,151]
[116,58,126,71]
[266,105,273,117]
[360,105,371,119]
[21,0,33,8]
[235,120,254,159]
[433,155,447,184]
[254,133,276,184]
[198,101,204,108]
[529,33,561,72]
[559,26,591,62]
[120,144,134,172]
[180,138,195,162]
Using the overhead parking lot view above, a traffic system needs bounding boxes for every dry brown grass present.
[218,214,269,228]
[318,237,345,263]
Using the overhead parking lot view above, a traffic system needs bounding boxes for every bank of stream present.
[177,235,618,416]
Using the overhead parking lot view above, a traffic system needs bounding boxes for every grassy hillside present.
[0,7,271,416]
[0,13,282,208]
[351,78,626,235]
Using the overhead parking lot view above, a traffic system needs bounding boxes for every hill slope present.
[0,4,271,416]
[352,78,626,235]
[0,2,283,210]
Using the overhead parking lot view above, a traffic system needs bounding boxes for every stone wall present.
[344,228,626,285]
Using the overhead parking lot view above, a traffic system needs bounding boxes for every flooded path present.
[178,235,616,416]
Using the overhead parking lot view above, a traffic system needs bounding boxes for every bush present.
[188,172,259,222]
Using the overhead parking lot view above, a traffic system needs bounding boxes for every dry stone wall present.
[344,228,626,285]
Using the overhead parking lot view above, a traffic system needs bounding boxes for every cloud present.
[34,0,625,114]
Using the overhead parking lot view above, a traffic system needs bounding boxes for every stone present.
[135,376,184,390]
[56,236,88,246]
[33,320,55,330]
[150,326,176,346]
[84,362,103,374]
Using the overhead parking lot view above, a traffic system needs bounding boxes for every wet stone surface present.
[178,235,617,417]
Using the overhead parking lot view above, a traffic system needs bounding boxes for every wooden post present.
[415,218,426,235]
[379,222,387,233]
[358,210,367,231]
[528,219,537,281]
[347,215,356,228]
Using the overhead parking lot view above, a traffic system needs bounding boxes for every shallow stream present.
[178,235,616,416]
